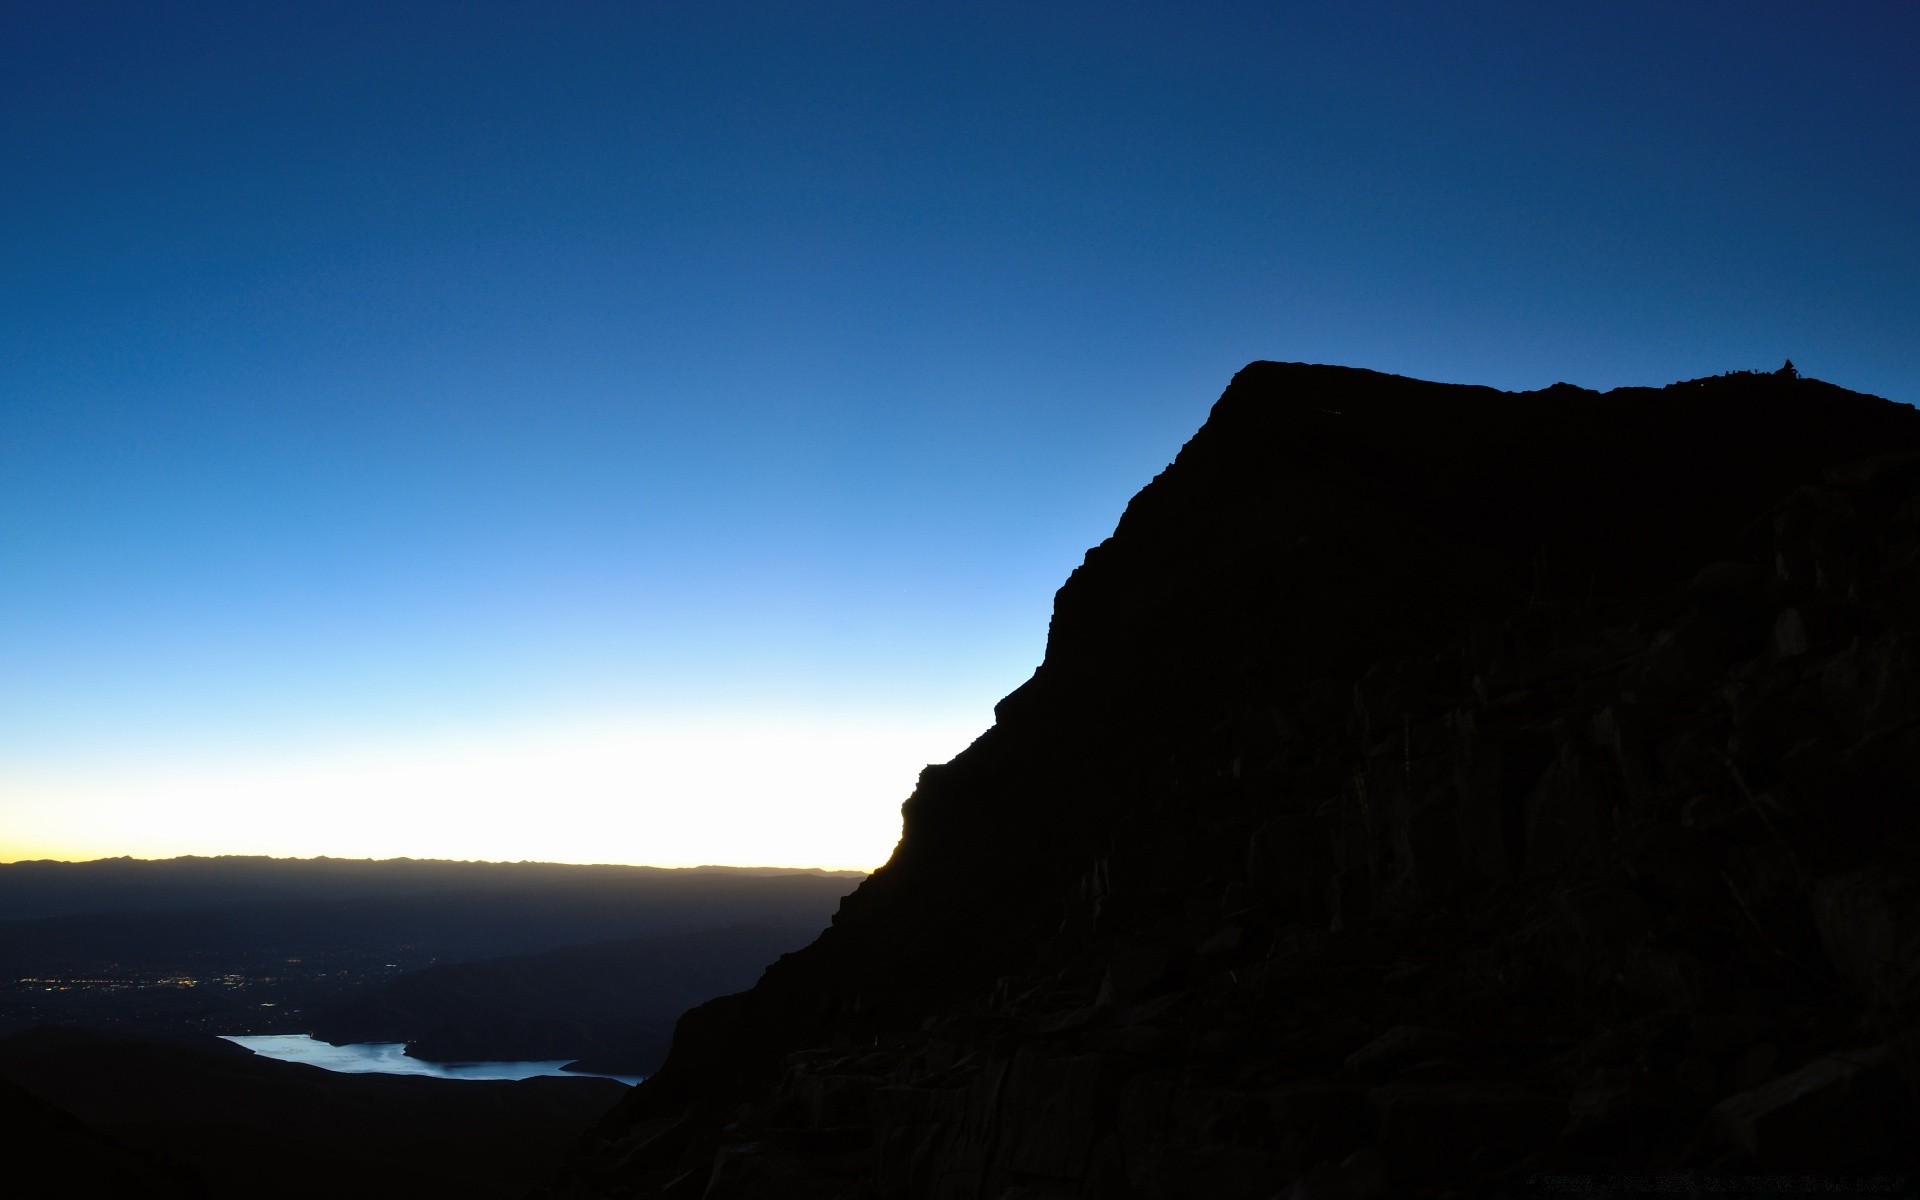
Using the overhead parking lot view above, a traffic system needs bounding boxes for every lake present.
[223,1033,644,1086]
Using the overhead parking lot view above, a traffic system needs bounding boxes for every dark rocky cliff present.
[554,363,1920,1197]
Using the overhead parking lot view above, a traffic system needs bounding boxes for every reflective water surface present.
[223,1034,643,1086]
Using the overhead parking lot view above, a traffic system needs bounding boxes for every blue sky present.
[4,2,1916,866]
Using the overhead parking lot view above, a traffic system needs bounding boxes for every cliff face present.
[559,364,1920,1196]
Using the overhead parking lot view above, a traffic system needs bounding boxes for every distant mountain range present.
[0,855,860,921]
[0,856,859,1058]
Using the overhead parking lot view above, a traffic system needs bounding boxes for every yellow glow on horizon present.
[0,711,988,870]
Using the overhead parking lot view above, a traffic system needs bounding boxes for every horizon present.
[0,852,866,872]
[6,2,1917,868]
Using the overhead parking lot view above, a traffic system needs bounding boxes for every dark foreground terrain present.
[0,1026,626,1199]
[308,921,824,1074]
[0,862,857,1195]
[547,364,1920,1197]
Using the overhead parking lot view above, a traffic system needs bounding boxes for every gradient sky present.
[5,2,1917,868]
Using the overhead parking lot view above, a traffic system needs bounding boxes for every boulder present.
[1342,1026,1468,1077]
[1708,1044,1906,1169]
[1365,1082,1562,1179]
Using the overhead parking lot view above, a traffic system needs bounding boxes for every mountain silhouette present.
[548,363,1920,1196]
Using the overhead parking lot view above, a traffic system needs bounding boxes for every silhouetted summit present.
[554,364,1920,1196]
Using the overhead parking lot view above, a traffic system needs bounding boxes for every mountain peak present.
[559,365,1920,1194]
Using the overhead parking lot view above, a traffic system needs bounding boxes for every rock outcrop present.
[554,363,1920,1196]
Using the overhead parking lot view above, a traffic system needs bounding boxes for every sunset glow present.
[5,4,1914,872]
[0,710,985,870]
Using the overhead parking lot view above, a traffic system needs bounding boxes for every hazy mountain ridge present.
[0,859,858,1046]
[0,855,862,922]
[0,875,856,969]
[551,363,1920,1196]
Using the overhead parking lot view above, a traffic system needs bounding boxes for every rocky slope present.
[553,363,1920,1197]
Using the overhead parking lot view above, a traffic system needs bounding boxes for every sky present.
[4,1,1916,869]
